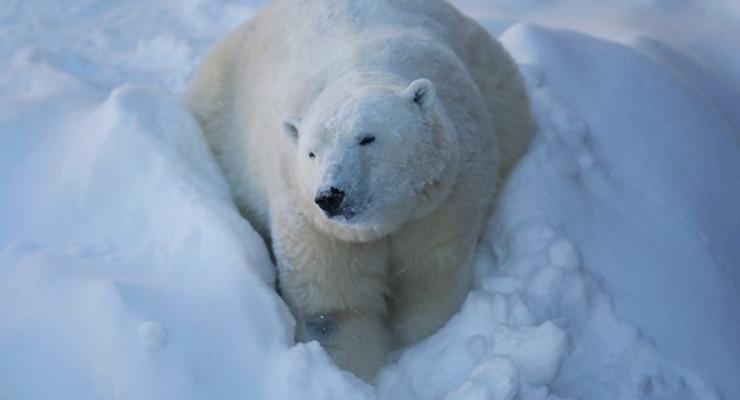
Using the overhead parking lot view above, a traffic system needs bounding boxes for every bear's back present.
[240,0,490,138]
[259,0,480,67]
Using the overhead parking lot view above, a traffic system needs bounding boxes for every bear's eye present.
[359,135,376,146]
[309,152,316,159]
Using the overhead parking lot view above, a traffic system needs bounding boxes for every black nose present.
[314,187,345,216]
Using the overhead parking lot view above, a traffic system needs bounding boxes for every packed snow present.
[1,1,738,399]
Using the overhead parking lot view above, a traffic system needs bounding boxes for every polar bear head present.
[283,78,460,242]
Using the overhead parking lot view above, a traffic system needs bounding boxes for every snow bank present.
[1,1,738,400]
[500,24,740,398]
[0,84,375,399]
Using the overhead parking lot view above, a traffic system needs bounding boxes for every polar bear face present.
[283,79,459,241]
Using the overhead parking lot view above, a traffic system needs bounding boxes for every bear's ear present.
[282,116,302,143]
[402,79,436,112]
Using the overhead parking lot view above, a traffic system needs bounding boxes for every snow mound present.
[0,85,378,399]
[1,2,738,400]
[500,23,740,398]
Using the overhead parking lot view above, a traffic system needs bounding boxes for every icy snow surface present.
[1,1,738,399]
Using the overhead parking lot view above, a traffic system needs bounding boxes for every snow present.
[1,1,738,399]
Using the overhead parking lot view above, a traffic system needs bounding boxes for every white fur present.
[187,0,532,382]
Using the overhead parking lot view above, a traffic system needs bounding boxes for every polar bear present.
[187,0,532,381]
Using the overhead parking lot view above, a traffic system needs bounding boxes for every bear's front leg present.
[271,210,391,382]
[389,205,481,348]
